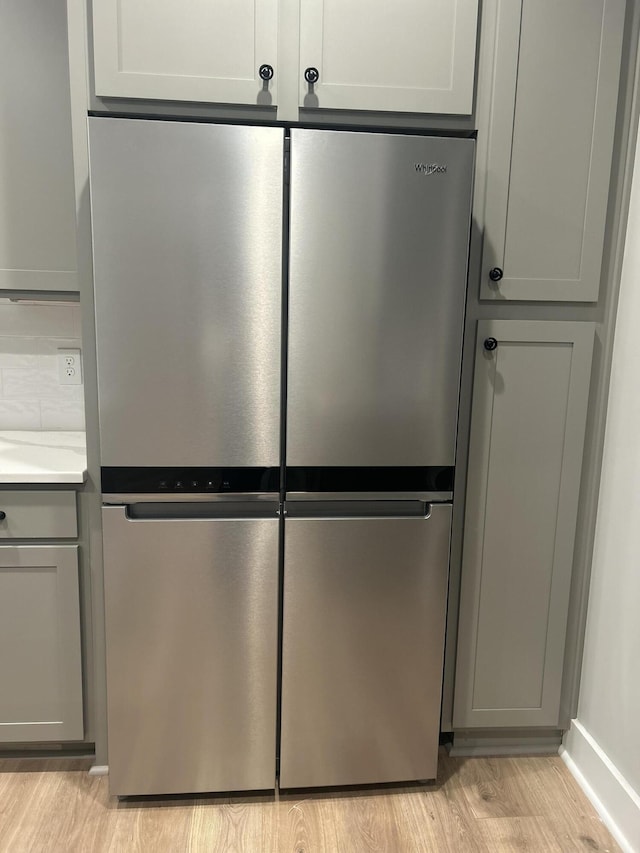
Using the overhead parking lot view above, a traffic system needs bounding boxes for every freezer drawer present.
[287,129,474,467]
[102,504,279,796]
[280,503,452,788]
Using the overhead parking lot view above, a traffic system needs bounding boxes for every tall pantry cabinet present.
[453,0,625,732]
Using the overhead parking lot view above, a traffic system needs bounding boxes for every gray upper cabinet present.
[298,0,478,114]
[0,545,83,741]
[0,0,78,292]
[479,0,624,302]
[454,321,594,729]
[92,0,279,106]
[91,0,478,115]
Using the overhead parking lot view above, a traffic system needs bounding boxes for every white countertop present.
[0,431,87,484]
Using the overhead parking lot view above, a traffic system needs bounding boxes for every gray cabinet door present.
[479,0,624,301]
[92,0,278,106]
[453,321,594,728]
[0,0,77,292]
[298,0,478,114]
[0,546,83,741]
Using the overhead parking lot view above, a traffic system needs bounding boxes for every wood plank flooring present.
[0,750,619,852]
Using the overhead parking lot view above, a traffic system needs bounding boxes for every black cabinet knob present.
[484,337,498,352]
[0,511,6,520]
[304,67,320,84]
[489,267,504,282]
[259,64,274,81]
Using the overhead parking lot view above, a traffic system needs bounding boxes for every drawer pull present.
[0,511,6,520]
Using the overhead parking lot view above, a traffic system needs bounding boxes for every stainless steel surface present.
[284,499,436,519]
[103,492,278,504]
[287,129,475,467]
[280,503,452,788]
[89,118,284,468]
[102,504,279,795]
[285,491,453,502]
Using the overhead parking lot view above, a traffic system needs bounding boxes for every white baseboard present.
[88,764,109,776]
[561,719,640,853]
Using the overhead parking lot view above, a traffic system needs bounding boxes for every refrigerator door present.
[102,503,279,795]
[280,503,452,788]
[287,129,474,467]
[89,118,284,468]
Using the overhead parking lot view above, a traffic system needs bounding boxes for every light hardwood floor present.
[0,749,619,852]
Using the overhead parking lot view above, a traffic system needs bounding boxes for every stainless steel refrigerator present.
[89,117,474,795]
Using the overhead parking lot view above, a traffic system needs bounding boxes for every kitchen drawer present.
[0,492,77,539]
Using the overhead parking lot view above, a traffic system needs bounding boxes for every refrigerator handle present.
[102,504,280,523]
[283,500,445,520]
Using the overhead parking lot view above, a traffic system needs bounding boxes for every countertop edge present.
[0,431,88,485]
[0,472,88,485]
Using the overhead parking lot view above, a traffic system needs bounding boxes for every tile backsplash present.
[0,301,84,430]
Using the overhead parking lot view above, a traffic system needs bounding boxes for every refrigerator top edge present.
[290,126,476,147]
[88,114,287,139]
[88,113,476,140]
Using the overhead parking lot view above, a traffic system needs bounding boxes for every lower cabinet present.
[453,321,594,728]
[0,543,83,742]
[0,490,84,743]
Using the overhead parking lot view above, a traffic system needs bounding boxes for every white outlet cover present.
[57,348,82,385]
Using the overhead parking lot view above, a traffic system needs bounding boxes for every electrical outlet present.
[57,348,82,386]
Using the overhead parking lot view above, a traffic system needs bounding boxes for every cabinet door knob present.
[0,511,6,520]
[489,267,504,282]
[259,64,274,81]
[484,337,498,352]
[304,67,320,84]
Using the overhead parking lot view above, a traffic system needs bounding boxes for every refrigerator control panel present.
[101,467,280,494]
[285,466,454,493]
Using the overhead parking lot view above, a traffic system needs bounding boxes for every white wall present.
[0,301,84,430]
[562,127,640,852]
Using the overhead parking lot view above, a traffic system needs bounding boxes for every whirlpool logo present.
[415,163,447,175]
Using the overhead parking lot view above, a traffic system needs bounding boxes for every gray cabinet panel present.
[0,546,83,741]
[453,321,594,728]
[0,491,77,539]
[92,0,279,106]
[480,0,624,301]
[0,0,78,292]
